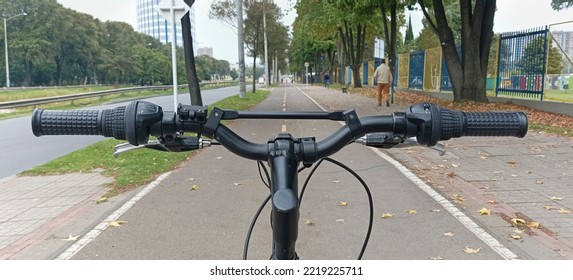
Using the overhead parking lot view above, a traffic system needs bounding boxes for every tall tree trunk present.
[419,0,496,102]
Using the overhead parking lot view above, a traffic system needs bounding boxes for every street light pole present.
[3,13,26,88]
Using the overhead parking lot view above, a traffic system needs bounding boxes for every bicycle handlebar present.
[31,101,528,161]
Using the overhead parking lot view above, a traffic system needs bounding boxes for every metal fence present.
[495,27,549,100]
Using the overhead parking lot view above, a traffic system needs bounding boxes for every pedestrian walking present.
[324,72,330,89]
[373,59,393,107]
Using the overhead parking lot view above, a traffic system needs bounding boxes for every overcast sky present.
[56,0,572,63]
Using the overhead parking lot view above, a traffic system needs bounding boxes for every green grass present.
[20,89,270,198]
[0,85,123,102]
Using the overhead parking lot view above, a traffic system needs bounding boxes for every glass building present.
[136,0,197,52]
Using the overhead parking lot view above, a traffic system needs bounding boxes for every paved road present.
[0,86,248,179]
[64,84,519,260]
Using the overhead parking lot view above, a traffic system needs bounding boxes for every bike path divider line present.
[56,172,173,260]
[294,85,519,260]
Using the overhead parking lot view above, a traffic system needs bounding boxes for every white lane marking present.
[281,125,287,132]
[56,172,172,260]
[294,85,519,260]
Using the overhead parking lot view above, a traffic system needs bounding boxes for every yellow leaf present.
[109,220,128,227]
[443,232,455,237]
[511,218,526,226]
[478,207,492,215]
[550,197,563,201]
[507,161,518,167]
[337,201,348,207]
[96,197,108,204]
[543,205,555,211]
[304,219,315,226]
[63,233,80,241]
[451,194,465,203]
[190,185,199,191]
[463,246,481,254]
[405,209,417,214]
[381,213,394,219]
[526,221,540,229]
[558,208,572,214]
[510,235,522,240]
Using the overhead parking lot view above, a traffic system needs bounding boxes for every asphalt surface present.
[1,83,572,260]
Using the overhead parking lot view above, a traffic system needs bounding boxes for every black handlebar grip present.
[31,107,127,140]
[439,108,528,141]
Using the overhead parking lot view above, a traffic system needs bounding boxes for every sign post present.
[157,0,189,111]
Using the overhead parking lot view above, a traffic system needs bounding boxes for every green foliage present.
[551,0,573,10]
[0,0,235,87]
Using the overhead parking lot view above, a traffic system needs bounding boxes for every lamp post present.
[3,12,27,88]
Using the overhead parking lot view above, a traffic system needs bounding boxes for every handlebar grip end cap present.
[31,108,44,137]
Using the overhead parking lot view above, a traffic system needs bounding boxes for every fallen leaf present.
[527,221,540,229]
[233,182,242,186]
[216,156,223,160]
[443,232,455,237]
[463,246,481,254]
[478,207,492,215]
[332,180,340,183]
[451,194,465,203]
[451,163,460,168]
[381,213,394,219]
[431,256,444,260]
[535,180,544,184]
[186,177,195,182]
[510,234,522,240]
[304,219,315,226]
[337,201,348,207]
[511,218,526,226]
[63,234,80,241]
[96,197,108,204]
[543,205,555,211]
[513,229,523,234]
[558,208,572,214]
[109,220,128,227]
[447,172,456,178]
[335,219,345,223]
[405,209,418,214]
[190,185,199,191]
[487,200,497,204]
[550,197,563,201]
[430,209,441,212]
[507,161,518,168]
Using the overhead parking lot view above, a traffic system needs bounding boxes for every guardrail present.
[0,82,237,110]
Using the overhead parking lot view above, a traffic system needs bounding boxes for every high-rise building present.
[136,0,197,53]
[197,47,214,57]
[552,31,573,60]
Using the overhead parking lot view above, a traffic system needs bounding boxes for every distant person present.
[324,72,330,89]
[373,59,393,107]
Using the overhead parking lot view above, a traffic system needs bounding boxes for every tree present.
[418,0,496,102]
[404,15,414,44]
[551,0,573,10]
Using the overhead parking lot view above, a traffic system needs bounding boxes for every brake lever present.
[396,138,446,156]
[113,140,168,158]
[356,133,446,156]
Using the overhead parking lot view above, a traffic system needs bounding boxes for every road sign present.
[304,62,309,67]
[157,0,189,24]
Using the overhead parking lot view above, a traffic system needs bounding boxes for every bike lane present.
[59,84,518,260]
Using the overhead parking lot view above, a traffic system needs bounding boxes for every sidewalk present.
[302,84,573,259]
